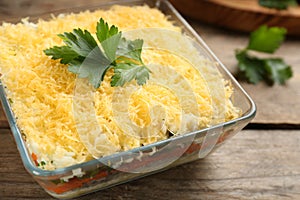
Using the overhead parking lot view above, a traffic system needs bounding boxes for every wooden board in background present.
[170,0,300,36]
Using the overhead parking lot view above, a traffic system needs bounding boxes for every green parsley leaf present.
[235,25,293,85]
[96,18,119,43]
[236,51,292,85]
[236,50,265,84]
[247,25,287,53]
[44,18,150,89]
[117,38,144,63]
[54,28,111,88]
[71,55,111,88]
[111,63,150,86]
[263,58,293,85]
[112,37,150,87]
[96,18,121,62]
[44,46,78,64]
[58,29,101,57]
[259,0,298,10]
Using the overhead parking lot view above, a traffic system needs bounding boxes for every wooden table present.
[1,0,300,199]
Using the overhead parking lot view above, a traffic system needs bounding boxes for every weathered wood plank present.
[0,106,8,128]
[1,129,300,199]
[169,0,300,36]
[190,22,300,125]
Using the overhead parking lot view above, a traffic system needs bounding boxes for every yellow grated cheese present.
[0,5,240,170]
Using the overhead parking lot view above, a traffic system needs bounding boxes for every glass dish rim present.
[0,0,256,177]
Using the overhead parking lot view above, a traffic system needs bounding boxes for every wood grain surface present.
[0,0,300,199]
[169,0,300,36]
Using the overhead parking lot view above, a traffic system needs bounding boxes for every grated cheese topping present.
[0,5,240,170]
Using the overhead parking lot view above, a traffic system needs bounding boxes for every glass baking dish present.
[0,0,256,199]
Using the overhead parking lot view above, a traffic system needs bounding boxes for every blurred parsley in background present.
[235,25,293,85]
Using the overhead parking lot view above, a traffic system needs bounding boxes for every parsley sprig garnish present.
[235,25,293,85]
[44,18,150,88]
[258,0,298,10]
